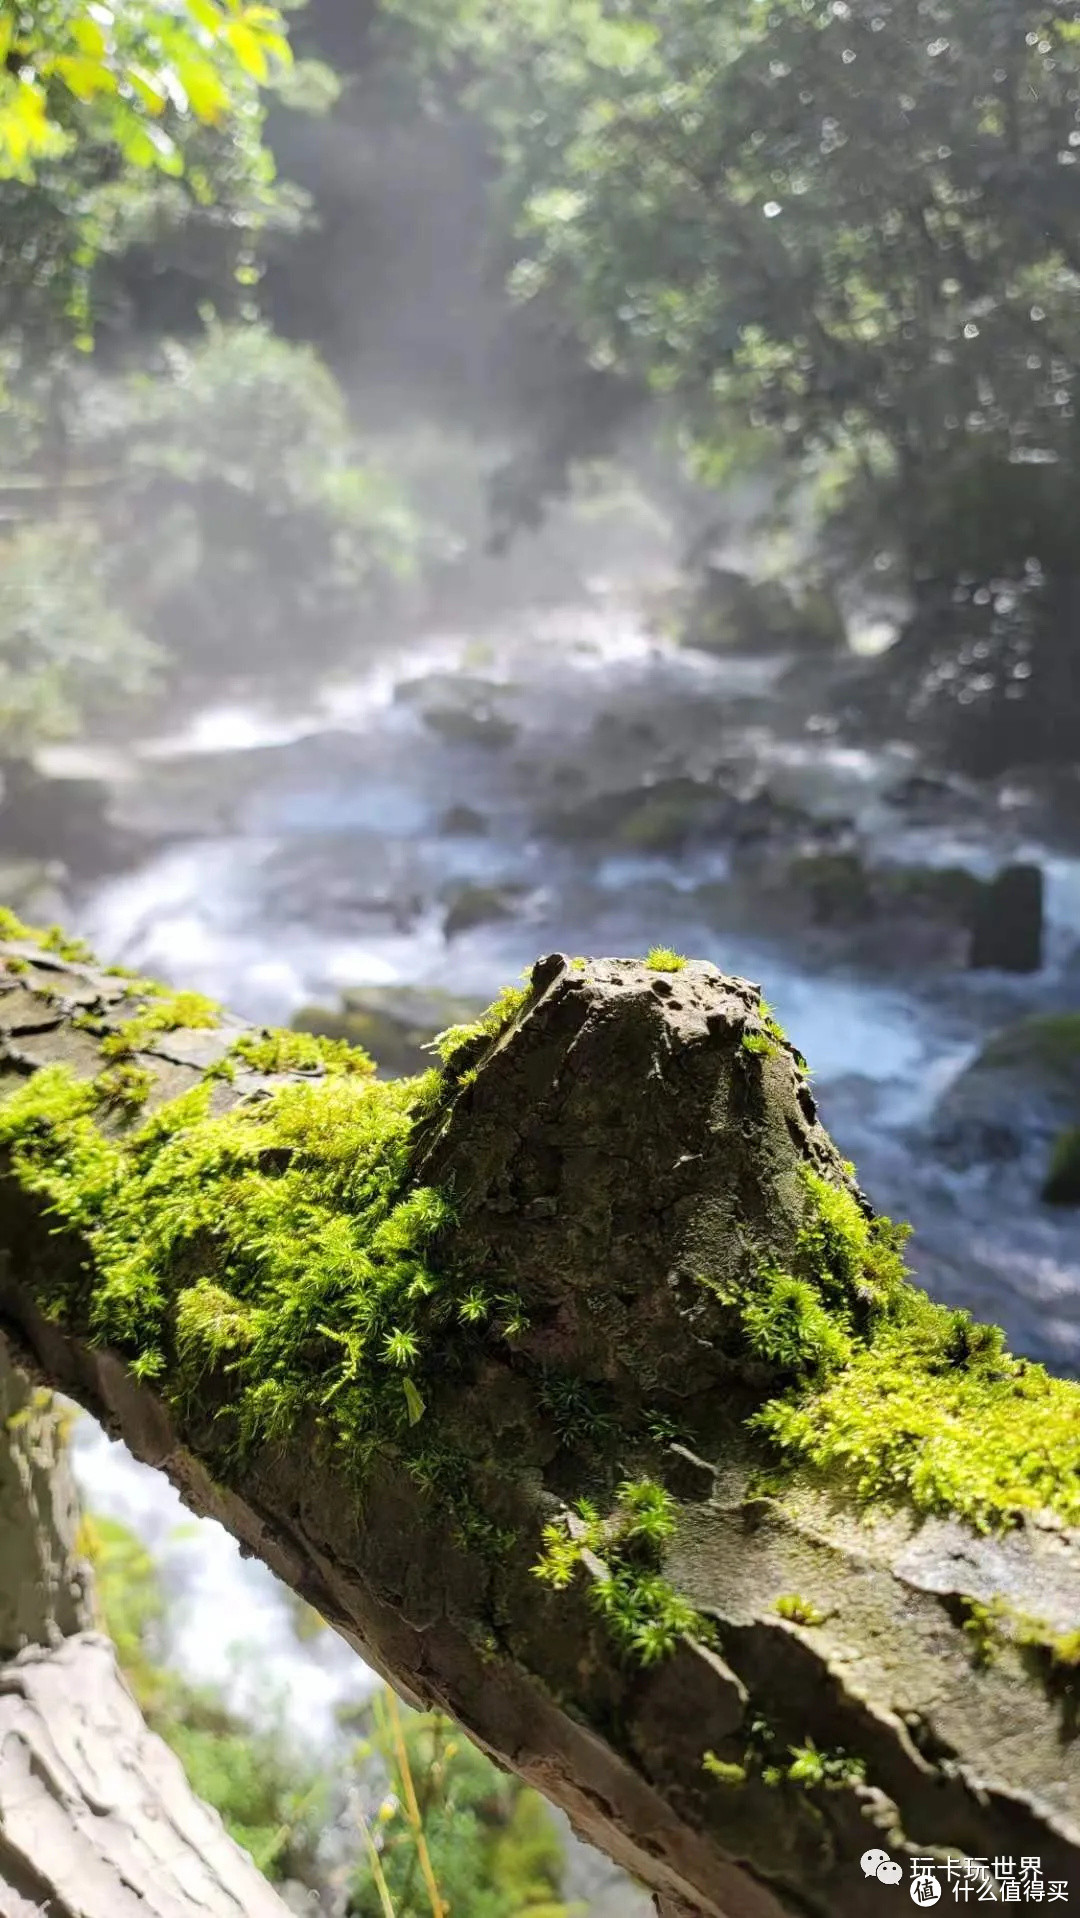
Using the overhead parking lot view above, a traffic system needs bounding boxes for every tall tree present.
[396,0,1080,764]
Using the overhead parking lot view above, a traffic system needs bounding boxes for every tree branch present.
[0,930,1078,1918]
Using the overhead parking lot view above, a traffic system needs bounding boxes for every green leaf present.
[403,1378,426,1425]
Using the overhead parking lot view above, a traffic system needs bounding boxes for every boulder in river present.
[539,775,732,851]
[394,672,519,749]
[441,880,529,941]
[679,567,845,656]
[968,862,1044,974]
[292,985,487,1077]
[1044,1128,1080,1207]
[932,1013,1080,1166]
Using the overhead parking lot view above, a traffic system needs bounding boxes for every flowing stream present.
[57,580,1080,1823]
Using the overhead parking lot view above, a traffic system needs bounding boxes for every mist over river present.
[48,568,1079,1874]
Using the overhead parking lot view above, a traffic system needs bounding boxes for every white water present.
[61,588,1080,1733]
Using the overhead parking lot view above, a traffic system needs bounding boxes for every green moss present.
[100,989,222,1060]
[41,925,96,964]
[1044,1127,1080,1206]
[0,908,97,965]
[780,1740,866,1792]
[774,1594,828,1628]
[230,1028,376,1078]
[645,946,687,972]
[533,1479,709,1666]
[3,954,29,974]
[743,1268,854,1377]
[748,1171,1080,1530]
[0,1050,489,1502]
[433,981,533,1069]
[95,1062,154,1112]
[702,1753,747,1786]
[0,907,34,942]
[742,1032,781,1059]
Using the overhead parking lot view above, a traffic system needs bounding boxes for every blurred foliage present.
[345,1686,582,1918]
[382,0,1080,759]
[0,520,160,752]
[78,318,427,672]
[79,1509,330,1883]
[0,0,304,362]
[389,0,1080,577]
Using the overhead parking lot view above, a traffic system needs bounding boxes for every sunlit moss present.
[533,1479,708,1666]
[229,1027,376,1077]
[645,946,687,971]
[433,980,532,1067]
[774,1594,828,1628]
[101,988,223,1060]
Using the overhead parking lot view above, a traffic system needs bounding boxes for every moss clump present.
[0,1052,495,1498]
[645,946,688,972]
[432,981,532,1069]
[230,1028,376,1078]
[533,1480,708,1666]
[774,1594,828,1628]
[0,907,97,966]
[95,1062,154,1112]
[100,989,222,1060]
[702,1753,747,1786]
[1044,1128,1080,1206]
[748,1169,1080,1530]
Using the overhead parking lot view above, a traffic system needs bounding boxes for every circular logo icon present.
[910,1878,942,1907]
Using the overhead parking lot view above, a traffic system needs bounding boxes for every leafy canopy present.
[0,0,291,182]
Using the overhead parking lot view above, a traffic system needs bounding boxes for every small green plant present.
[101,989,222,1060]
[702,1753,747,1786]
[742,1031,780,1059]
[95,1062,154,1112]
[532,1479,707,1666]
[230,1028,376,1077]
[774,1593,828,1628]
[645,947,688,972]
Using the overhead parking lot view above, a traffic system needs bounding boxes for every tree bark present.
[0,1336,294,1918]
[0,934,1078,1918]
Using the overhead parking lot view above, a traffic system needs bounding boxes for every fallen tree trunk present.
[0,924,1079,1917]
[0,1335,294,1918]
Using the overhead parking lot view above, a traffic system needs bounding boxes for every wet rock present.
[540,776,731,851]
[437,804,489,836]
[932,1014,1080,1167]
[1044,1130,1080,1207]
[968,863,1044,974]
[395,673,519,749]
[680,568,845,657]
[292,985,486,1078]
[442,881,529,941]
[0,759,137,879]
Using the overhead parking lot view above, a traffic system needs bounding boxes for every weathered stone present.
[968,862,1044,973]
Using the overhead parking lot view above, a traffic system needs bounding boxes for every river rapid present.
[49,577,1079,1841]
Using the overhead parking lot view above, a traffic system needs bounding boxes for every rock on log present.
[0,928,1079,1918]
[0,1338,294,1918]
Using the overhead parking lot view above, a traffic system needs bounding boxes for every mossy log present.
[1,928,1080,1918]
[0,1335,294,1918]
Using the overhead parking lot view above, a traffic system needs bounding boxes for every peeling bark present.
[0,938,1078,1918]
[0,1336,294,1918]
